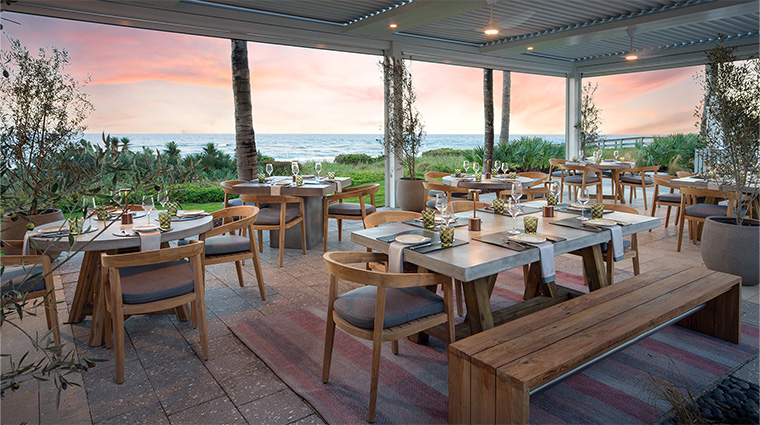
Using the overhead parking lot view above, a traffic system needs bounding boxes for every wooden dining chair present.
[246,195,306,267]
[600,204,641,284]
[617,165,659,210]
[363,210,422,270]
[676,171,695,178]
[322,251,455,423]
[650,174,683,229]
[516,172,549,201]
[424,171,449,200]
[449,200,489,213]
[422,181,471,209]
[192,206,265,298]
[559,163,603,203]
[220,179,253,207]
[548,158,566,183]
[323,184,380,251]
[0,240,61,346]
[101,240,208,383]
[676,187,736,252]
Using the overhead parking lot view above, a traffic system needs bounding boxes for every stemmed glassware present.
[577,187,590,221]
[291,161,300,179]
[579,149,586,165]
[463,160,470,175]
[613,150,619,161]
[435,194,448,223]
[315,162,322,180]
[494,160,501,175]
[511,181,523,205]
[142,195,155,224]
[472,162,480,174]
[506,198,521,234]
[158,190,168,211]
[266,163,274,180]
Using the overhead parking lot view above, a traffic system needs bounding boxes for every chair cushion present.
[426,198,437,209]
[328,202,376,216]
[564,174,600,184]
[600,238,632,253]
[451,192,468,198]
[204,235,251,255]
[428,189,444,197]
[255,205,301,225]
[602,170,613,177]
[119,259,195,304]
[1,264,46,295]
[684,204,728,218]
[227,198,258,207]
[334,285,444,329]
[656,193,681,203]
[551,170,564,177]
[620,175,653,185]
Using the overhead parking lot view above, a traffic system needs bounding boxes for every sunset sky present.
[4,12,704,136]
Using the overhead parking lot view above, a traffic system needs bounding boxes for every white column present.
[565,70,582,160]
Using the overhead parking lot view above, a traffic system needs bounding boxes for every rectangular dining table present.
[232,177,352,249]
[351,200,660,338]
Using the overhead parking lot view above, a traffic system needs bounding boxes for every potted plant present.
[0,37,93,249]
[381,56,426,211]
[696,40,760,286]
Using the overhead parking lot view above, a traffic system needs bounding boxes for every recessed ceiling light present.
[389,23,397,28]
[625,53,638,61]
[527,46,534,51]
[484,28,499,35]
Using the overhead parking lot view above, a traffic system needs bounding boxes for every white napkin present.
[387,242,405,273]
[609,225,624,262]
[270,179,290,195]
[22,233,32,255]
[708,182,720,190]
[139,230,161,251]
[451,178,460,187]
[535,242,556,283]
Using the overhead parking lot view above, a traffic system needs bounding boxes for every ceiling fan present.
[484,0,535,36]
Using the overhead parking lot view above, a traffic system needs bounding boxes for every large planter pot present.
[1,209,64,255]
[701,216,760,286]
[396,178,427,212]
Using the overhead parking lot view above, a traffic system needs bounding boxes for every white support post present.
[565,70,582,160]
[383,43,404,208]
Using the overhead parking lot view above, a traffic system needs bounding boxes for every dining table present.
[566,160,635,203]
[351,200,660,339]
[231,176,352,249]
[26,211,213,346]
[671,176,759,219]
[441,175,537,194]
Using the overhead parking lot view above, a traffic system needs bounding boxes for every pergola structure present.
[5,0,758,206]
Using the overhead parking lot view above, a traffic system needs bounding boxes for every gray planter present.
[396,178,426,212]
[701,216,760,286]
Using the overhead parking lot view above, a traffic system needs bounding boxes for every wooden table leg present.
[580,245,608,291]
[461,274,497,334]
[612,170,623,204]
[68,251,101,323]
[523,262,559,300]
[88,260,107,346]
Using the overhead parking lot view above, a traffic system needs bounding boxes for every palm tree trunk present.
[231,39,257,180]
[483,69,494,169]
[499,71,511,145]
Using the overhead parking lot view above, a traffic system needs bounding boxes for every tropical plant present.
[231,39,257,180]
[695,39,760,225]
[483,68,495,167]
[464,137,564,172]
[634,133,703,173]
[381,56,425,179]
[0,36,93,219]
[575,82,603,154]
[499,71,511,145]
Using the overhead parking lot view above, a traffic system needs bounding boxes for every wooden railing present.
[593,136,655,149]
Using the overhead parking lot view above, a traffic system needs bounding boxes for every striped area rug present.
[231,269,758,424]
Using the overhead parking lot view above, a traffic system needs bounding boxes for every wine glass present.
[142,195,155,224]
[291,161,300,177]
[494,160,501,175]
[266,163,274,177]
[579,149,586,165]
[577,187,590,221]
[511,181,523,204]
[613,150,619,161]
[506,198,521,235]
[315,162,322,180]
[435,194,447,219]
[463,160,470,175]
[158,190,168,211]
[472,162,480,174]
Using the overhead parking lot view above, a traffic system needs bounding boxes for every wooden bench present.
[448,266,741,424]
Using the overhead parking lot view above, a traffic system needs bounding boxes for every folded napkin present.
[139,230,161,251]
[387,242,405,273]
[535,242,556,284]
[608,225,624,262]
[22,233,32,255]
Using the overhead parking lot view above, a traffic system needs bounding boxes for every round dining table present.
[441,175,536,193]
[27,212,213,346]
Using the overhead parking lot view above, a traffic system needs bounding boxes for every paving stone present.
[238,389,314,425]
[40,369,92,425]
[289,414,327,425]
[1,380,40,424]
[94,402,169,425]
[732,357,760,387]
[167,395,244,425]
[145,355,225,415]
[84,359,160,423]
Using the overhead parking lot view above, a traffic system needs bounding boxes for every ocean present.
[79,133,640,162]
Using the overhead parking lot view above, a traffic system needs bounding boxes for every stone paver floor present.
[2,180,758,424]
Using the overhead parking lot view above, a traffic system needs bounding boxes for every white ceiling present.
[4,0,759,77]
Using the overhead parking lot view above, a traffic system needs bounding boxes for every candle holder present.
[468,189,481,231]
[523,216,538,234]
[508,171,517,180]
[327,171,336,180]
[257,173,266,183]
[475,171,482,182]
[422,209,436,229]
[68,217,84,235]
[296,175,304,186]
[158,212,171,229]
[454,169,462,177]
[167,202,179,216]
[591,203,604,219]
[493,198,504,214]
[439,225,455,247]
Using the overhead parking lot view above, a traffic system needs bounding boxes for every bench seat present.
[448,266,741,424]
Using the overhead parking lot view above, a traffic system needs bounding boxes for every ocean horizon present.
[80,133,647,162]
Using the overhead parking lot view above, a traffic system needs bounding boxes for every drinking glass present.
[523,216,538,234]
[439,225,455,248]
[494,160,501,175]
[511,181,523,204]
[579,149,586,165]
[472,162,480,174]
[158,212,171,230]
[158,190,168,210]
[266,163,274,178]
[142,195,155,224]
[492,197,504,214]
[422,209,436,229]
[463,160,470,175]
[591,203,604,219]
[613,150,619,160]
[435,194,447,217]
[315,162,322,180]
[506,198,521,235]
[577,187,590,221]
[291,161,300,177]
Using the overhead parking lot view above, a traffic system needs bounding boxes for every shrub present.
[334,153,375,164]
[463,137,563,172]
[635,133,702,174]
[421,148,469,157]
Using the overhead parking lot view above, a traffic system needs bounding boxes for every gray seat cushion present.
[451,192,469,198]
[551,170,563,177]
[620,175,653,185]
[1,264,46,295]
[602,170,613,177]
[119,259,195,304]
[179,235,251,255]
[333,285,444,329]
[600,238,632,253]
[426,198,437,209]
[328,202,376,216]
[564,174,600,184]
[685,204,728,218]
[255,205,301,225]
[428,189,444,197]
[656,193,681,203]
[227,198,258,207]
